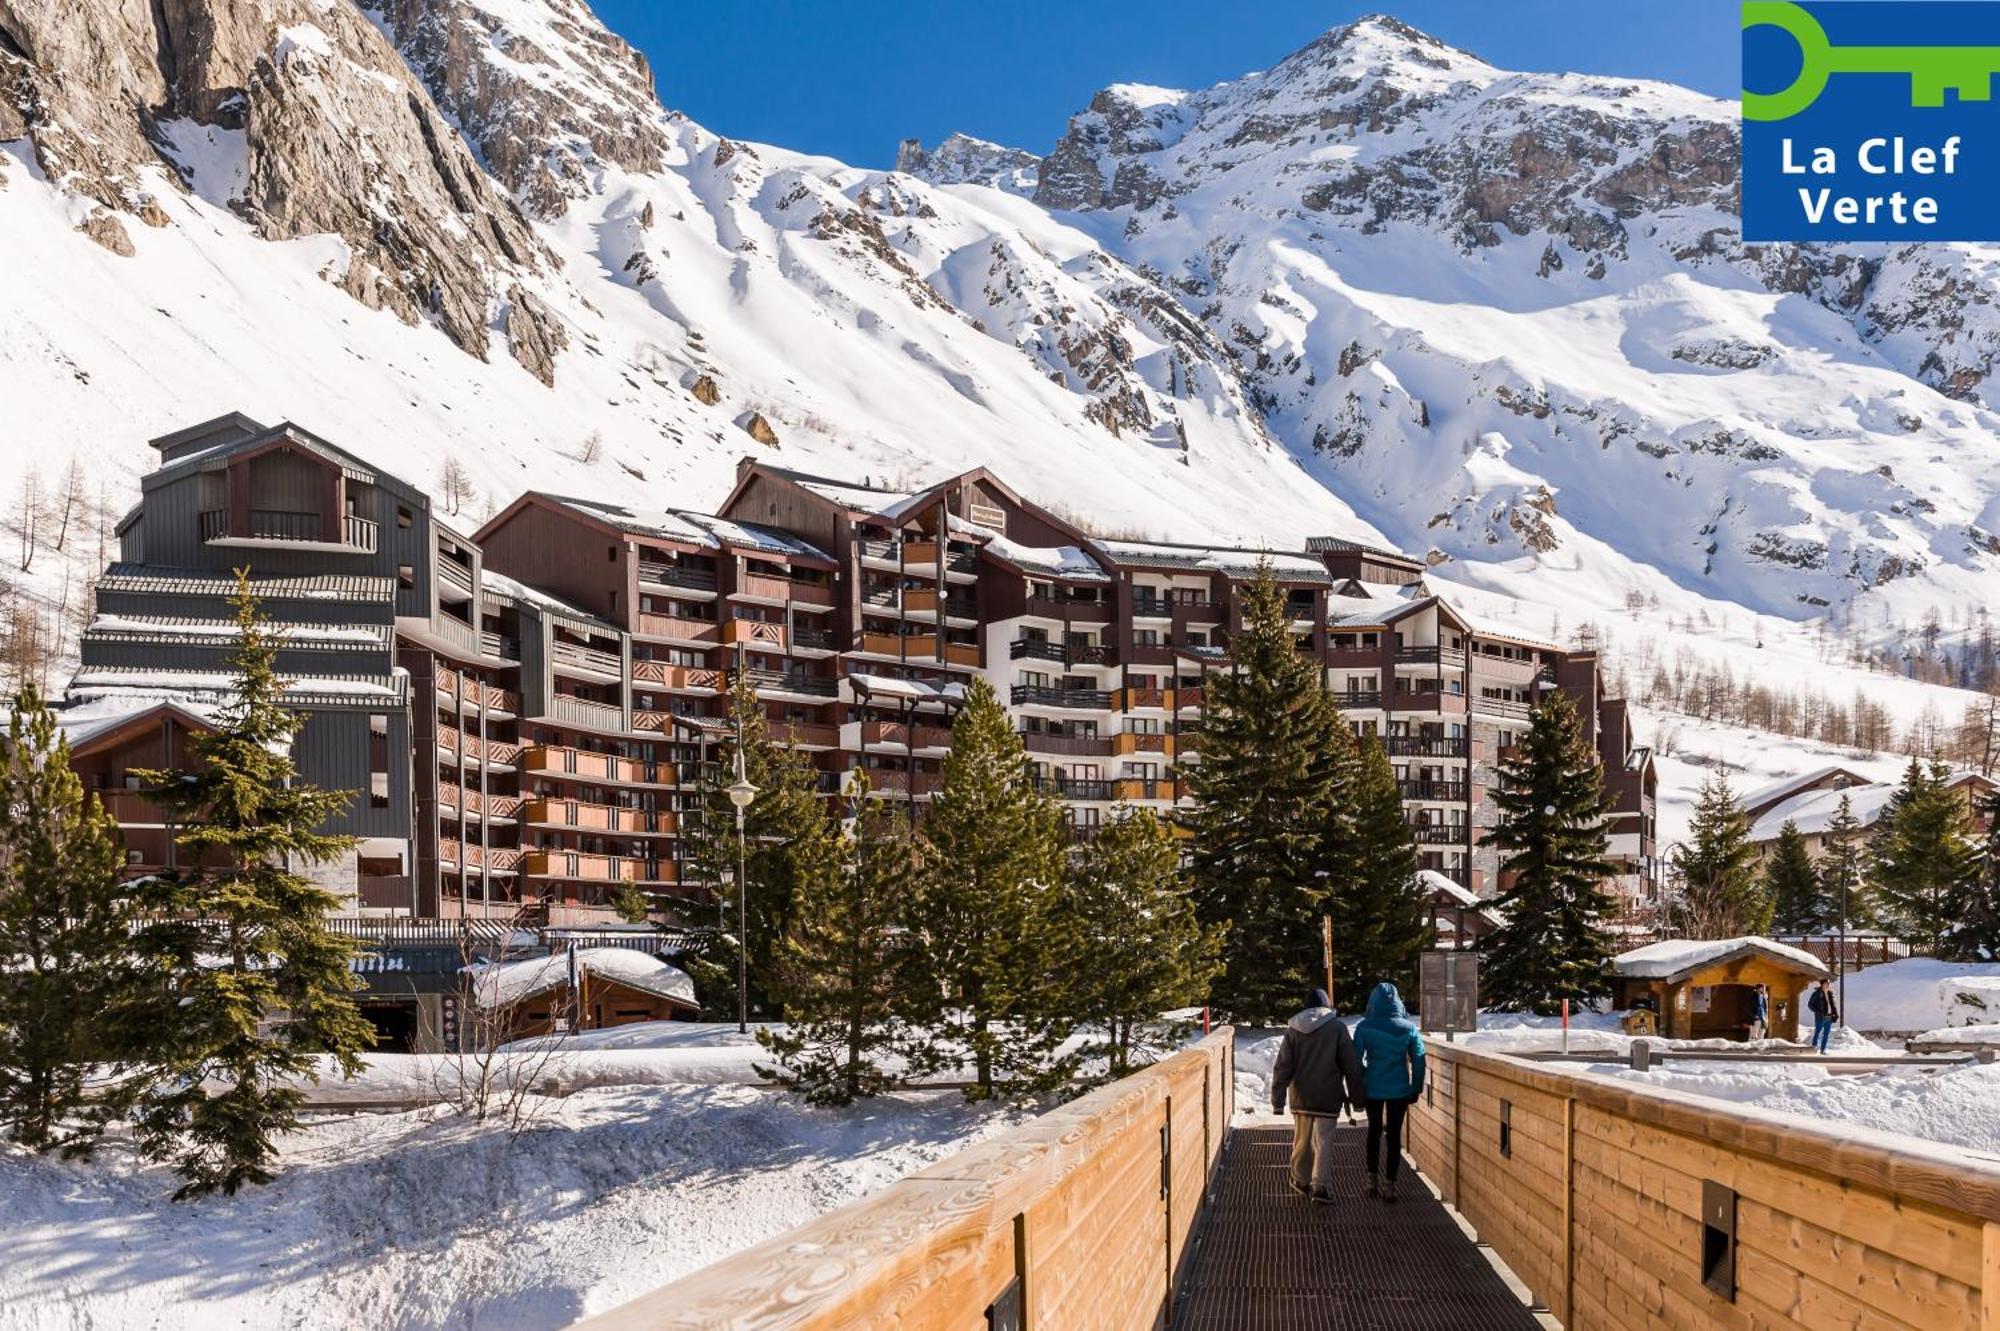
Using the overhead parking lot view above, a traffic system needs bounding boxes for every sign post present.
[1419,951,1480,1042]
[1322,915,1335,1010]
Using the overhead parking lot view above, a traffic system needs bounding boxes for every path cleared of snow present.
[0,1081,1021,1330]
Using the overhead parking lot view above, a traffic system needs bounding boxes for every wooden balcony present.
[637,560,719,594]
[355,875,413,910]
[1112,778,1182,802]
[1112,732,1173,757]
[551,641,623,677]
[855,719,954,751]
[1116,687,1174,711]
[519,745,676,786]
[1175,687,1204,711]
[550,694,624,731]
[1384,736,1469,759]
[854,769,945,798]
[439,840,523,872]
[521,798,676,835]
[436,787,522,820]
[735,572,796,604]
[1390,690,1468,715]
[860,631,919,656]
[631,661,723,692]
[1021,732,1113,758]
[198,507,379,553]
[96,789,169,825]
[1399,781,1469,803]
[636,613,719,644]
[1468,654,1549,686]
[437,731,521,767]
[520,850,677,884]
[723,619,788,650]
[770,721,840,749]
[1471,695,1534,721]
[1024,595,1113,624]
[1407,822,1467,846]
[937,641,980,667]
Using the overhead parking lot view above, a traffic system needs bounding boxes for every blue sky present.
[595,1,1742,167]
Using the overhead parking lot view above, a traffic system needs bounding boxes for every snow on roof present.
[65,667,404,708]
[1738,765,1873,816]
[980,530,1112,583]
[478,568,612,630]
[1416,869,1503,924]
[468,947,698,1011]
[1447,602,1560,651]
[96,564,396,602]
[1325,583,1414,627]
[848,673,967,703]
[85,614,388,645]
[547,494,831,561]
[1748,782,1901,843]
[1091,538,1333,584]
[1612,936,1827,981]
[56,696,220,749]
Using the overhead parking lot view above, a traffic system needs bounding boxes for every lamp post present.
[726,722,758,1035]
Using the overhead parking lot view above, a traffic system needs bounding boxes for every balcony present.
[1116,687,1172,711]
[854,769,944,798]
[1011,685,1113,710]
[1407,823,1467,846]
[355,875,413,910]
[1325,646,1385,668]
[637,561,719,594]
[1112,778,1180,802]
[859,631,924,657]
[520,850,676,884]
[1383,736,1469,759]
[1471,695,1533,721]
[723,619,787,651]
[631,661,723,692]
[1021,731,1113,758]
[1175,687,1204,711]
[745,668,838,698]
[439,840,522,873]
[858,538,900,564]
[792,627,837,653]
[436,787,521,820]
[437,731,521,768]
[1331,690,1382,709]
[1025,595,1113,624]
[1112,732,1173,757]
[437,557,474,595]
[636,613,718,644]
[550,694,624,731]
[854,719,952,750]
[551,641,622,678]
[197,508,379,553]
[1399,781,1469,802]
[770,721,840,749]
[1468,654,1550,686]
[520,745,675,786]
[1010,639,1067,664]
[1394,646,1467,668]
[521,798,676,835]
[1389,690,1468,716]
[1047,779,1112,801]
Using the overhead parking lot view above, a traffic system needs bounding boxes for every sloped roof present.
[144,421,378,489]
[538,493,833,562]
[1612,936,1828,982]
[1738,765,1875,817]
[468,947,698,1011]
[1089,538,1334,584]
[1748,781,1900,842]
[97,564,397,603]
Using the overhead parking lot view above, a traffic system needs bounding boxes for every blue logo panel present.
[1742,1,2000,240]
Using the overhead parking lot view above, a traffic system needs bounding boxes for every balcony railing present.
[520,745,675,786]
[1389,690,1468,715]
[631,661,723,691]
[521,798,676,835]
[745,668,838,698]
[1022,732,1113,758]
[1175,687,1204,710]
[197,508,379,552]
[1395,646,1467,668]
[1050,779,1112,801]
[792,628,837,651]
[1112,732,1172,756]
[437,557,474,593]
[550,694,624,730]
[1407,822,1467,846]
[1010,639,1068,663]
[552,641,622,677]
[1399,781,1469,802]
[520,850,675,884]
[636,613,719,644]
[858,538,900,562]
[637,561,718,592]
[1112,778,1179,802]
[1383,736,1470,759]
[723,619,787,650]
[1332,690,1382,709]
[355,875,413,910]
[1011,686,1113,710]
[1471,695,1534,721]
[1025,595,1113,623]
[770,721,840,749]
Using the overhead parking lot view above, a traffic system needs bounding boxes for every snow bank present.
[1942,976,2000,1027]
[1840,958,2000,1032]
[0,1083,1023,1330]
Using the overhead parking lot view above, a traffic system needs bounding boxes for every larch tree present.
[1479,690,1618,1014]
[1672,773,1768,937]
[908,676,1074,1100]
[1184,565,1348,1025]
[1065,807,1223,1077]
[127,571,375,1198]
[0,684,140,1156]
[681,668,842,1020]
[1869,759,1979,957]
[757,775,930,1104]
[1762,820,1827,935]
[1325,732,1429,1000]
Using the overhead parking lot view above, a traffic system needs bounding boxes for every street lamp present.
[727,741,758,1034]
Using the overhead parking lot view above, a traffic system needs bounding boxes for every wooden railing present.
[1408,1041,2000,1330]
[574,1028,1235,1330]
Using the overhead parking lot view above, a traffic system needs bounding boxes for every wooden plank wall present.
[1409,1042,2000,1330]
[573,1029,1235,1330]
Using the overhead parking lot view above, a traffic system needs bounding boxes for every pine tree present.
[1818,793,1869,934]
[610,880,650,924]
[0,684,139,1155]
[1065,807,1224,1077]
[1870,759,1978,956]
[1326,733,1429,999]
[1762,820,1826,934]
[1479,690,1617,1014]
[127,571,375,1198]
[1185,565,1348,1025]
[907,676,1073,1100]
[682,668,842,1019]
[1673,773,1768,936]
[757,775,929,1104]
[1957,791,2000,962]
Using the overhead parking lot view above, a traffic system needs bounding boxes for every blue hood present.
[1364,982,1408,1023]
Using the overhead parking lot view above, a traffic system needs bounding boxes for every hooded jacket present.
[1270,989,1364,1116]
[1354,982,1427,1102]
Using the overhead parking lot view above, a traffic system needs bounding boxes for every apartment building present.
[64,416,1658,925]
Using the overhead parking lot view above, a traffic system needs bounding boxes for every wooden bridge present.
[576,1030,2000,1329]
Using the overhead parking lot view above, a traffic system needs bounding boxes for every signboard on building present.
[1419,951,1479,1036]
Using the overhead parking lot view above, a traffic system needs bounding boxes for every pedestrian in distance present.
[1748,982,1770,1042]
[1807,977,1839,1055]
[1353,981,1426,1203]
[1270,987,1364,1205]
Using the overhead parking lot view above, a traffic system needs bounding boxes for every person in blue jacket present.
[1748,983,1770,1042]
[1353,981,1426,1202]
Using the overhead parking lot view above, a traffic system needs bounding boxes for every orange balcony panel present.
[723,619,787,650]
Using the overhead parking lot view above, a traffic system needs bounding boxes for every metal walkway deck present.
[1173,1123,1545,1331]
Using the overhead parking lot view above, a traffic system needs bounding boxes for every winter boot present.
[1364,1172,1380,1199]
[1382,1174,1399,1203]
[1311,1186,1334,1205]
[1288,1175,1310,1198]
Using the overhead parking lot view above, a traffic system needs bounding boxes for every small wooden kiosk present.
[1610,937,1828,1042]
[471,947,700,1040]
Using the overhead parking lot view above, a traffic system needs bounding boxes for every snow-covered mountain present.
[1,2,1996,716]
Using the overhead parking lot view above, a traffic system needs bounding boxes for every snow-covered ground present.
[0,1059,1021,1331]
[1840,958,2000,1034]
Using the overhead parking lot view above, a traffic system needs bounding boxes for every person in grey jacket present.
[1270,988,1365,1203]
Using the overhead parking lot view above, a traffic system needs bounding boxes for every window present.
[397,564,415,591]
[608,546,618,562]
[368,714,391,809]
[397,506,413,530]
